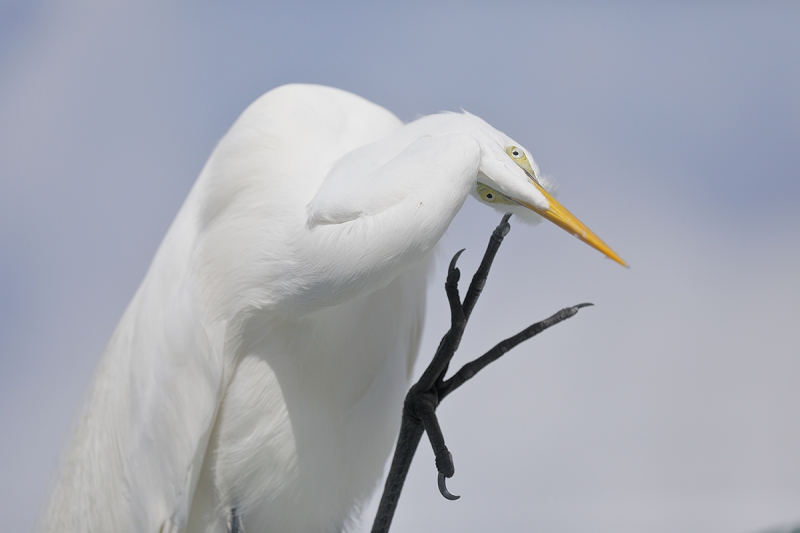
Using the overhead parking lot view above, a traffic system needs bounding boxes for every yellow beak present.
[520,181,628,267]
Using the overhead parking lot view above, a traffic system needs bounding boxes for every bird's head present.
[464,114,627,267]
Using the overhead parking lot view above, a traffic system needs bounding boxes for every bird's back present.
[39,84,423,533]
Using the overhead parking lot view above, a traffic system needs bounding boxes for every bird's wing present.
[120,274,229,533]
[39,215,230,533]
[308,133,481,226]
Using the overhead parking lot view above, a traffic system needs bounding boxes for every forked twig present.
[370,214,592,533]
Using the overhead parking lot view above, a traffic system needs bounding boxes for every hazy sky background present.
[1,2,799,533]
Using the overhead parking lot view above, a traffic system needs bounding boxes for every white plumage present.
[39,84,623,533]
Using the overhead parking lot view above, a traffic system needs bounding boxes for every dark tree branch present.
[438,303,593,401]
[371,417,425,533]
[370,214,591,533]
[230,508,241,533]
[461,213,511,320]
[415,251,467,392]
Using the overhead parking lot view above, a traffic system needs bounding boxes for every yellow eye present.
[506,146,526,160]
[477,183,501,203]
[505,145,539,182]
[477,182,513,204]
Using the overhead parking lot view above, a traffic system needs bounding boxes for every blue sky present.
[1,2,799,532]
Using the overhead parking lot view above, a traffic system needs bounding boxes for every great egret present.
[39,84,624,533]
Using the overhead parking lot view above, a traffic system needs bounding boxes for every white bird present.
[39,84,625,533]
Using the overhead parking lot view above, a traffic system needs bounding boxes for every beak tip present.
[608,255,629,269]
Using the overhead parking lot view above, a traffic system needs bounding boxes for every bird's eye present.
[477,183,500,203]
[508,146,525,159]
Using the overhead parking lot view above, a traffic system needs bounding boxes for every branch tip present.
[495,213,512,237]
